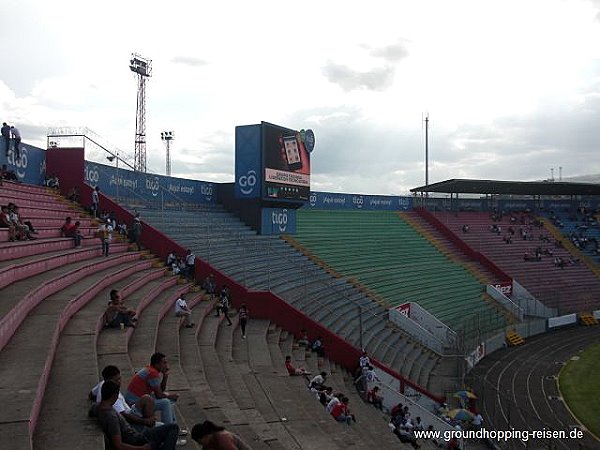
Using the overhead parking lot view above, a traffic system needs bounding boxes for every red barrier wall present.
[48,151,445,403]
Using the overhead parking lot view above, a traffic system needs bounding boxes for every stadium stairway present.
[136,205,458,397]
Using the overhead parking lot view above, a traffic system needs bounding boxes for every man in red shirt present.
[331,396,354,425]
[125,352,186,439]
[284,355,311,377]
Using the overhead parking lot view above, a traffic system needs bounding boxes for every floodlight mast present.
[161,131,175,176]
[130,53,152,173]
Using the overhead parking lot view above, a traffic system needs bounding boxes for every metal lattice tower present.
[129,53,152,173]
[161,131,174,176]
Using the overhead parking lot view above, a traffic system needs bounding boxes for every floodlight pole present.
[161,131,175,176]
[425,113,429,188]
[130,53,152,173]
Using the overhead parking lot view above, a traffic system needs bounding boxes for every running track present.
[466,325,600,450]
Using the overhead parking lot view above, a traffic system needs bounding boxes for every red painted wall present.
[46,147,85,197]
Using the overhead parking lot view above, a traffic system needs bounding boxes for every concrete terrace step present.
[0,258,144,450]
[32,266,156,450]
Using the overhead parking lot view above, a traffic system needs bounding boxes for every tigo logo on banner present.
[309,192,317,207]
[272,209,288,232]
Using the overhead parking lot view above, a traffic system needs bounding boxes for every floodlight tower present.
[161,131,175,176]
[129,53,152,173]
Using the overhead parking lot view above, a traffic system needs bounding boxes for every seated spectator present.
[66,185,80,202]
[367,386,383,410]
[461,224,469,233]
[97,380,180,450]
[1,164,18,181]
[8,203,36,239]
[191,420,250,450]
[125,352,186,431]
[90,365,159,429]
[61,217,82,247]
[326,393,343,414]
[285,355,311,377]
[296,329,310,347]
[390,402,404,418]
[0,205,17,241]
[413,416,424,432]
[308,372,327,392]
[174,293,194,328]
[201,274,216,299]
[47,175,60,189]
[166,250,177,268]
[503,235,512,244]
[330,396,354,425]
[311,336,325,357]
[319,386,334,407]
[390,423,420,449]
[102,290,137,329]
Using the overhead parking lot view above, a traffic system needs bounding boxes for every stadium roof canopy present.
[410,179,600,196]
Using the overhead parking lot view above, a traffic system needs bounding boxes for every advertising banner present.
[262,122,311,202]
[260,207,297,235]
[235,125,262,199]
[84,161,215,206]
[491,281,513,298]
[305,191,412,211]
[0,138,46,185]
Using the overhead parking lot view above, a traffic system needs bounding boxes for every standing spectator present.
[97,219,113,256]
[217,286,233,326]
[191,420,250,450]
[238,304,249,339]
[97,381,180,450]
[359,350,370,369]
[1,122,9,156]
[10,125,20,158]
[91,186,100,217]
[131,217,142,251]
[174,293,194,328]
[184,249,195,280]
[311,336,325,357]
[217,285,232,327]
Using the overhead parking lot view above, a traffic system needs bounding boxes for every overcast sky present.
[1,0,600,195]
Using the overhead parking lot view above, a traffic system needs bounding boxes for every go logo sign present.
[271,209,288,232]
[309,192,317,207]
[238,170,257,195]
[85,165,100,184]
[8,147,29,179]
[353,195,364,209]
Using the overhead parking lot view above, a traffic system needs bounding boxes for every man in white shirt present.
[309,371,327,392]
[184,249,195,280]
[90,365,158,429]
[175,293,194,328]
[359,351,370,369]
